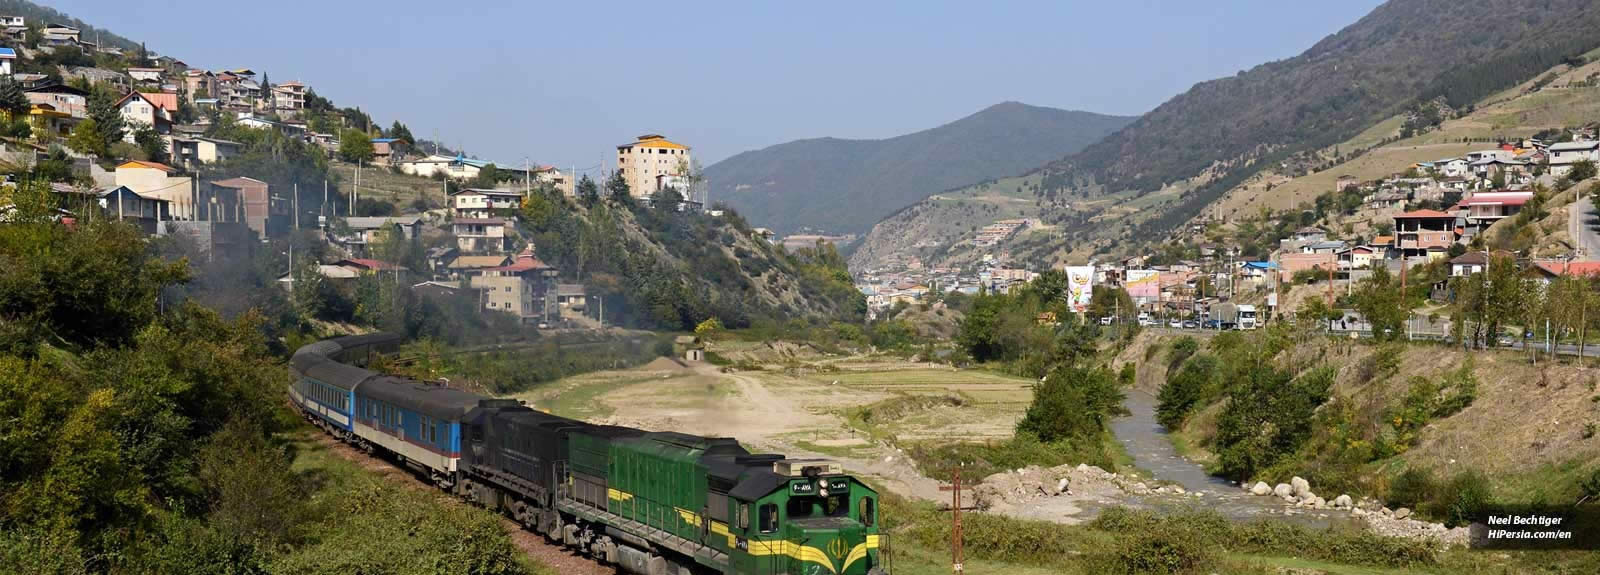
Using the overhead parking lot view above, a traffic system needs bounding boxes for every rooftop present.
[1394,209,1452,219]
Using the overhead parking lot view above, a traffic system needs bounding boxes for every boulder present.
[1333,494,1353,508]
[1312,497,1327,509]
[1057,478,1070,495]
[1291,476,1311,497]
[1172,486,1186,495]
[1251,482,1272,496]
[1273,483,1294,498]
[1381,507,1394,517]
[1395,507,1412,520]
[1352,508,1368,517]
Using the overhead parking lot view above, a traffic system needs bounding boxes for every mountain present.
[0,0,140,51]
[1037,0,1600,242]
[705,102,1133,236]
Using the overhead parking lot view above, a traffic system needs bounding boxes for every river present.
[1110,389,1352,527]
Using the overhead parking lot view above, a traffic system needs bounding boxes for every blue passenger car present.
[289,339,378,434]
[353,375,486,485]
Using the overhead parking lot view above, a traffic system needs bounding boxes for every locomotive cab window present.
[739,503,749,530]
[758,503,777,533]
[860,497,876,526]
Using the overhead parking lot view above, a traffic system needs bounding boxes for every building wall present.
[616,141,691,198]
[117,169,199,220]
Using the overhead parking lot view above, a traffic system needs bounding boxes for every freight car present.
[290,335,891,575]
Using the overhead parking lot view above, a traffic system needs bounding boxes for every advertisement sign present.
[1126,269,1160,303]
[1065,265,1095,312]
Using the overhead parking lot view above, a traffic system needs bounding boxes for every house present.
[126,67,164,84]
[399,154,496,179]
[370,138,406,164]
[533,166,574,196]
[1293,226,1327,244]
[445,254,511,281]
[114,161,206,220]
[1393,209,1457,259]
[1278,252,1337,282]
[450,188,523,218]
[453,217,508,253]
[556,284,587,318]
[1547,140,1600,177]
[91,185,170,233]
[25,84,89,118]
[116,91,175,141]
[1529,260,1600,281]
[1449,251,1503,277]
[168,136,241,168]
[616,134,692,198]
[1336,245,1378,270]
[183,70,216,100]
[338,215,423,252]
[270,81,305,111]
[1334,175,1359,192]
[411,280,462,300]
[423,246,459,278]
[27,104,78,139]
[1239,261,1278,284]
[210,177,280,239]
[1426,157,1469,178]
[1457,190,1533,236]
[0,16,24,27]
[0,46,14,76]
[1302,240,1347,255]
[471,245,559,324]
[1466,149,1509,163]
[41,24,79,46]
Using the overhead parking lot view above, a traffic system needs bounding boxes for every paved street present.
[1570,190,1600,260]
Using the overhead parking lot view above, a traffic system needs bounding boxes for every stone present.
[1291,476,1311,497]
[1333,494,1353,508]
[1395,507,1412,520]
[1251,482,1272,496]
[1312,497,1327,509]
[1273,483,1294,498]
[1057,478,1069,494]
[1381,507,1394,517]
[1352,508,1368,517]
[1172,486,1186,495]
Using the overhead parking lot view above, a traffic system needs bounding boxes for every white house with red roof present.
[1456,190,1533,237]
[116,91,175,142]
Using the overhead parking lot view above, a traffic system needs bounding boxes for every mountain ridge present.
[706,102,1134,235]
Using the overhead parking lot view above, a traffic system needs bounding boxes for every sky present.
[54,0,1384,176]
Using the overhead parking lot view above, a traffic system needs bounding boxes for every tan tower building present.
[615,134,691,198]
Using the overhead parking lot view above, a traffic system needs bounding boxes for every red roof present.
[1457,192,1533,207]
[484,246,553,273]
[1394,209,1452,219]
[1533,260,1600,277]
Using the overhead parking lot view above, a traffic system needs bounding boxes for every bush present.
[1156,354,1218,429]
[1111,529,1212,574]
[1432,470,1492,527]
[1387,467,1438,509]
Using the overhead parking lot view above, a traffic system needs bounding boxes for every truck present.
[1214,303,1259,330]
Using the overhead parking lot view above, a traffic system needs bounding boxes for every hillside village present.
[0,15,760,329]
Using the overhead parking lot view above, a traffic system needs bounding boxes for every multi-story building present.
[471,246,559,324]
[453,217,508,253]
[210,177,281,240]
[615,134,690,198]
[271,81,306,111]
[450,188,523,219]
[1392,209,1456,259]
[183,70,216,100]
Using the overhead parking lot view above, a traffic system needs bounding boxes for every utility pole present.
[322,179,328,228]
[939,467,965,574]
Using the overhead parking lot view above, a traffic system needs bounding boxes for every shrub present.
[1111,529,1212,574]
[1156,354,1218,429]
[1432,470,1492,527]
[1387,467,1439,509]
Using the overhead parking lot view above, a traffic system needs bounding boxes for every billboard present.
[1065,265,1095,312]
[1126,269,1160,303]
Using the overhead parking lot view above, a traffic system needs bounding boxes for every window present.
[859,497,876,526]
[759,503,778,533]
[739,503,750,530]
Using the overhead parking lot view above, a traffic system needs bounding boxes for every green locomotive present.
[462,403,890,574]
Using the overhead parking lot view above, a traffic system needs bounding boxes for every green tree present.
[388,121,414,144]
[133,125,167,163]
[1351,265,1410,341]
[1569,159,1597,182]
[66,118,106,157]
[1016,364,1127,445]
[174,90,196,124]
[0,78,29,119]
[605,170,632,204]
[576,174,600,207]
[87,87,125,155]
[338,129,374,163]
[471,163,500,188]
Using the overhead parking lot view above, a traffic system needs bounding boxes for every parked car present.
[1168,319,1183,328]
[1183,320,1198,329]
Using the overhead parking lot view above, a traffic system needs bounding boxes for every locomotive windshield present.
[786,494,852,519]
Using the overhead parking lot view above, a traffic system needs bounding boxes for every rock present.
[1077,463,1090,472]
[1172,486,1185,495]
[1333,494,1353,508]
[1395,507,1412,520]
[1381,507,1394,517]
[1291,476,1311,497]
[1251,482,1272,496]
[1132,482,1149,494]
[1057,478,1069,494]
[1352,508,1368,517]
[1273,483,1294,498]
[1312,497,1327,509]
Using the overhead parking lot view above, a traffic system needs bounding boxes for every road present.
[1570,190,1600,260]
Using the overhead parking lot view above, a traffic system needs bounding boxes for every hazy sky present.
[55,0,1383,174]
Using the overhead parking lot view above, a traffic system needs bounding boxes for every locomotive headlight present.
[819,481,829,498]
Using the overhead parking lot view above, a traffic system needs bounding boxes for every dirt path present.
[310,433,614,575]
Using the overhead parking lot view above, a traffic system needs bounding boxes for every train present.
[289,333,891,575]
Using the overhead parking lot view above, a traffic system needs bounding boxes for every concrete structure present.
[169,136,241,168]
[210,177,280,239]
[472,246,559,324]
[1393,209,1456,259]
[370,138,405,165]
[114,161,207,221]
[271,81,306,111]
[1547,140,1600,177]
[615,134,691,198]
[0,47,13,76]
[126,67,164,84]
[116,92,174,142]
[450,188,522,218]
[27,104,78,140]
[452,217,508,253]
[1457,190,1533,235]
[338,216,423,252]
[26,84,90,118]
[399,154,492,180]
[183,70,216,100]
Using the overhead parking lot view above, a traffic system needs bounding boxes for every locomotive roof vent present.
[774,458,842,477]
